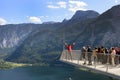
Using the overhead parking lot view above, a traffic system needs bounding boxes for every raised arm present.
[73,42,75,45]
[64,42,68,46]
[71,42,75,48]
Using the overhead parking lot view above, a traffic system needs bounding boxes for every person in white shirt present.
[111,47,116,66]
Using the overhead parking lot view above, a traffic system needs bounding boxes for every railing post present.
[117,55,119,65]
[118,55,120,64]
[106,54,109,72]
[66,50,67,61]
[77,50,81,64]
[77,52,79,64]
[84,51,88,65]
[94,56,97,69]
[71,51,73,62]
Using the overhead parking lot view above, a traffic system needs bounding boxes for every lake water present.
[0,66,111,80]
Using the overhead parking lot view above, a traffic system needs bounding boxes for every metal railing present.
[60,50,120,72]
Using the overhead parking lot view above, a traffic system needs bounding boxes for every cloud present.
[114,0,118,3]
[47,5,59,9]
[57,1,67,8]
[0,18,7,25]
[29,16,42,23]
[47,0,87,12]
[47,1,67,9]
[68,0,87,12]
[112,0,120,3]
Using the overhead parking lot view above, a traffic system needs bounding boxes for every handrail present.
[60,50,120,72]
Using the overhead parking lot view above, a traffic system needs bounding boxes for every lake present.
[0,66,111,80]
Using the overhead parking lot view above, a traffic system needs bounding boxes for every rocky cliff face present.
[0,33,29,48]
[0,27,30,48]
[0,24,39,55]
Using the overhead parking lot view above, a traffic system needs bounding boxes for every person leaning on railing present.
[104,48,109,64]
[100,46,106,64]
[92,47,98,64]
[97,47,101,64]
[115,47,120,64]
[86,45,92,65]
[81,46,87,65]
[111,47,116,66]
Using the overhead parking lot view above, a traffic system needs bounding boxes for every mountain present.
[83,5,120,47]
[4,5,120,64]
[5,23,64,63]
[42,21,59,24]
[97,5,120,20]
[70,10,99,21]
[0,24,40,58]
[0,24,37,48]
[4,10,99,64]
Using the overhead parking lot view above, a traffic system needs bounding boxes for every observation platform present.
[60,50,120,80]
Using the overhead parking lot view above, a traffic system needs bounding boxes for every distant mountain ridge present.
[1,5,120,64]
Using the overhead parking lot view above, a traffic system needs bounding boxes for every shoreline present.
[0,60,32,70]
[0,60,51,70]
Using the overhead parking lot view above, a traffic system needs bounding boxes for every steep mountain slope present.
[82,5,120,47]
[0,24,37,48]
[70,10,99,22]
[0,24,40,57]
[5,5,120,64]
[5,10,99,64]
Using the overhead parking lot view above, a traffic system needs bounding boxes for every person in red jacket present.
[65,42,75,61]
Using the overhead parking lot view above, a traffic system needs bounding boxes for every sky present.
[0,0,120,25]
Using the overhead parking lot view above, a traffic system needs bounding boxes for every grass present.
[0,60,32,70]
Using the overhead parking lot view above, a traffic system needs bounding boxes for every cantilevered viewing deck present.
[60,50,120,80]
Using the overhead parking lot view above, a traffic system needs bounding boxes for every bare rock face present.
[0,24,35,49]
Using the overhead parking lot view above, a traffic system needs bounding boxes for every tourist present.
[97,47,101,64]
[111,47,116,66]
[104,48,109,64]
[92,47,98,64]
[100,46,105,64]
[115,47,120,64]
[65,42,75,61]
[87,45,92,65]
[81,46,87,65]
